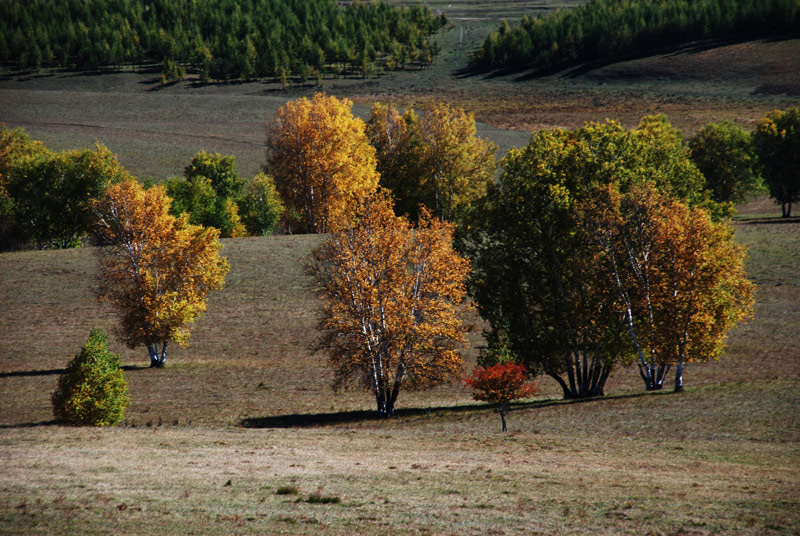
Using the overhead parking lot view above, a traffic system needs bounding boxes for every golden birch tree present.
[266,93,379,233]
[93,180,229,368]
[312,193,470,417]
[650,198,754,391]
[583,182,754,392]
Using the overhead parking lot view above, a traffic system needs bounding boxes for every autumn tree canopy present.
[465,363,536,432]
[366,102,497,223]
[312,193,470,417]
[93,180,229,368]
[266,93,379,233]
[418,102,497,222]
[582,182,754,392]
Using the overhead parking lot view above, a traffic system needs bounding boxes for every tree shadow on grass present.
[0,368,66,378]
[0,420,59,429]
[240,389,673,429]
[737,216,800,225]
[0,364,148,379]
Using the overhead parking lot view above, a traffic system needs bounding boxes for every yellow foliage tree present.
[266,93,379,233]
[366,102,497,223]
[419,102,497,222]
[93,180,230,368]
[583,182,754,392]
[312,193,471,417]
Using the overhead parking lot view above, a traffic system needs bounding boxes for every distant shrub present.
[52,329,130,426]
[305,492,341,505]
[275,486,299,496]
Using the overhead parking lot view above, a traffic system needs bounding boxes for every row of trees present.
[313,117,754,417]
[4,103,794,253]
[11,100,795,423]
[0,129,284,251]
[0,0,446,82]
[472,0,800,73]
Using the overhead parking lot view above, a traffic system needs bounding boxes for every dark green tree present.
[689,120,764,205]
[5,144,129,249]
[753,108,800,217]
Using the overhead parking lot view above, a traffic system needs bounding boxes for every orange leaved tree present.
[311,194,470,417]
[266,93,379,233]
[93,180,230,368]
[465,363,537,432]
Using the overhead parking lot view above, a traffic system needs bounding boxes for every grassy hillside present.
[0,1,797,182]
[0,217,798,534]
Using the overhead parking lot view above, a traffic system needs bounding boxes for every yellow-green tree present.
[166,151,247,238]
[5,143,130,249]
[753,108,800,217]
[93,180,229,368]
[366,102,425,220]
[266,93,379,233]
[366,102,497,223]
[52,328,129,426]
[312,193,470,417]
[238,172,285,236]
[0,125,48,251]
[419,102,497,222]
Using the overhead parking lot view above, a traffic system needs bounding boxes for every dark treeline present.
[472,0,800,74]
[0,0,446,82]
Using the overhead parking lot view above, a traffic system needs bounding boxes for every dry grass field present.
[1,216,798,535]
[1,1,799,534]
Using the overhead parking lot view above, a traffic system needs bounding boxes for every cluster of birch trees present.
[5,98,796,421]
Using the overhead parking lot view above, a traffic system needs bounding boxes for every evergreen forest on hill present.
[473,0,800,74]
[0,0,446,82]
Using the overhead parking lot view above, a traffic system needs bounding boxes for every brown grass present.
[0,217,798,535]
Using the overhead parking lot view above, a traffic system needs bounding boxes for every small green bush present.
[52,328,130,426]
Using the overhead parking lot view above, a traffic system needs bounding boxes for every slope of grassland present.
[0,217,798,535]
